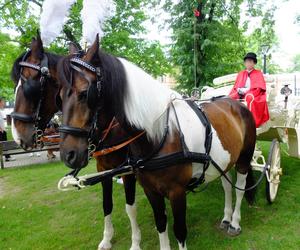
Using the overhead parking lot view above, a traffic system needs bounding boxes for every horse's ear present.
[30,30,44,59]
[69,42,79,55]
[36,30,41,42]
[85,34,99,62]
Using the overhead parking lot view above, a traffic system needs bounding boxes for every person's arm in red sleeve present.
[229,71,245,99]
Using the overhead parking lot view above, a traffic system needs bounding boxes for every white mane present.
[118,58,180,142]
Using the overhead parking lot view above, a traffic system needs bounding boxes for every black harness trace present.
[59,57,266,193]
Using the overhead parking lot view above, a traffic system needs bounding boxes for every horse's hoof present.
[219,220,230,230]
[98,241,112,250]
[227,225,241,236]
[98,247,111,250]
[130,246,141,250]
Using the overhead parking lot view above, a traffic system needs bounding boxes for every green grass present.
[5,126,13,140]
[0,142,300,250]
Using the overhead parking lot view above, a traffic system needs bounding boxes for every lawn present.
[0,142,299,250]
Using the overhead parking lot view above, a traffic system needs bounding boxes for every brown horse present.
[11,34,61,149]
[11,35,141,250]
[58,35,256,250]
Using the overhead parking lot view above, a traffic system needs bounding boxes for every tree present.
[0,32,22,100]
[0,0,172,100]
[164,0,279,91]
[245,3,279,74]
[288,54,300,72]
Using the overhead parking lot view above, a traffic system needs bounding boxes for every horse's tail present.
[244,167,256,205]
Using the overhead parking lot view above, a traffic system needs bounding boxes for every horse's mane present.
[58,49,179,142]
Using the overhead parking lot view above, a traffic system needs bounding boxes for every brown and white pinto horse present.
[57,36,256,250]
[11,35,141,250]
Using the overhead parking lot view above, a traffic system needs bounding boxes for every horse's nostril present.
[66,150,76,165]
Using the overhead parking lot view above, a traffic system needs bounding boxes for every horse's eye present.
[78,90,87,101]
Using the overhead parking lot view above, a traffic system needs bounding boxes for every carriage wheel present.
[266,139,282,204]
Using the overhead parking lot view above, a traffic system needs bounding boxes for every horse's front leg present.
[228,172,248,236]
[123,174,141,250]
[220,172,233,231]
[170,188,188,250]
[98,178,114,250]
[144,188,170,250]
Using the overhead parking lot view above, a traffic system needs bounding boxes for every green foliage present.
[0,33,22,100]
[288,54,300,73]
[0,0,171,99]
[101,0,171,77]
[164,0,279,91]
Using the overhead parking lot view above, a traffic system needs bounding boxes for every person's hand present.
[238,88,248,95]
[237,88,244,95]
[0,128,3,133]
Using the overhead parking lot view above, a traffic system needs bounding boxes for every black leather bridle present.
[11,50,51,146]
[58,57,103,156]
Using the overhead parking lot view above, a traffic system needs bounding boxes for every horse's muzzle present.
[60,148,89,169]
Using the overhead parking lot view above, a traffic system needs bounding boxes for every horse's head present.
[11,32,61,150]
[58,35,126,169]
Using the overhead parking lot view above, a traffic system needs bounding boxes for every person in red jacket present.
[229,52,270,127]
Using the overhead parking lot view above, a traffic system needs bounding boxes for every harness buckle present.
[41,66,50,77]
[97,81,102,94]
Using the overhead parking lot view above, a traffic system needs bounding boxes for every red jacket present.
[229,69,270,127]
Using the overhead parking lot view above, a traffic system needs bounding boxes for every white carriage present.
[201,73,300,203]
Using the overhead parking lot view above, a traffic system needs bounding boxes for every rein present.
[57,58,265,193]
[59,97,266,193]
[93,131,146,157]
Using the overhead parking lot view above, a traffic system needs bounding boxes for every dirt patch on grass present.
[0,176,8,198]
[0,176,20,198]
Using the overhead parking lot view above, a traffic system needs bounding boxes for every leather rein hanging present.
[61,91,265,193]
[10,50,51,146]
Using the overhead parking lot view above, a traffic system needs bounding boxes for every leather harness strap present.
[41,135,61,143]
[128,101,213,190]
[65,97,263,193]
[100,117,118,142]
[93,131,146,157]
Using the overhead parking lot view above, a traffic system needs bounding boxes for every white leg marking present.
[98,214,114,250]
[159,227,171,250]
[126,203,141,250]
[221,173,233,223]
[178,241,187,250]
[231,172,248,230]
